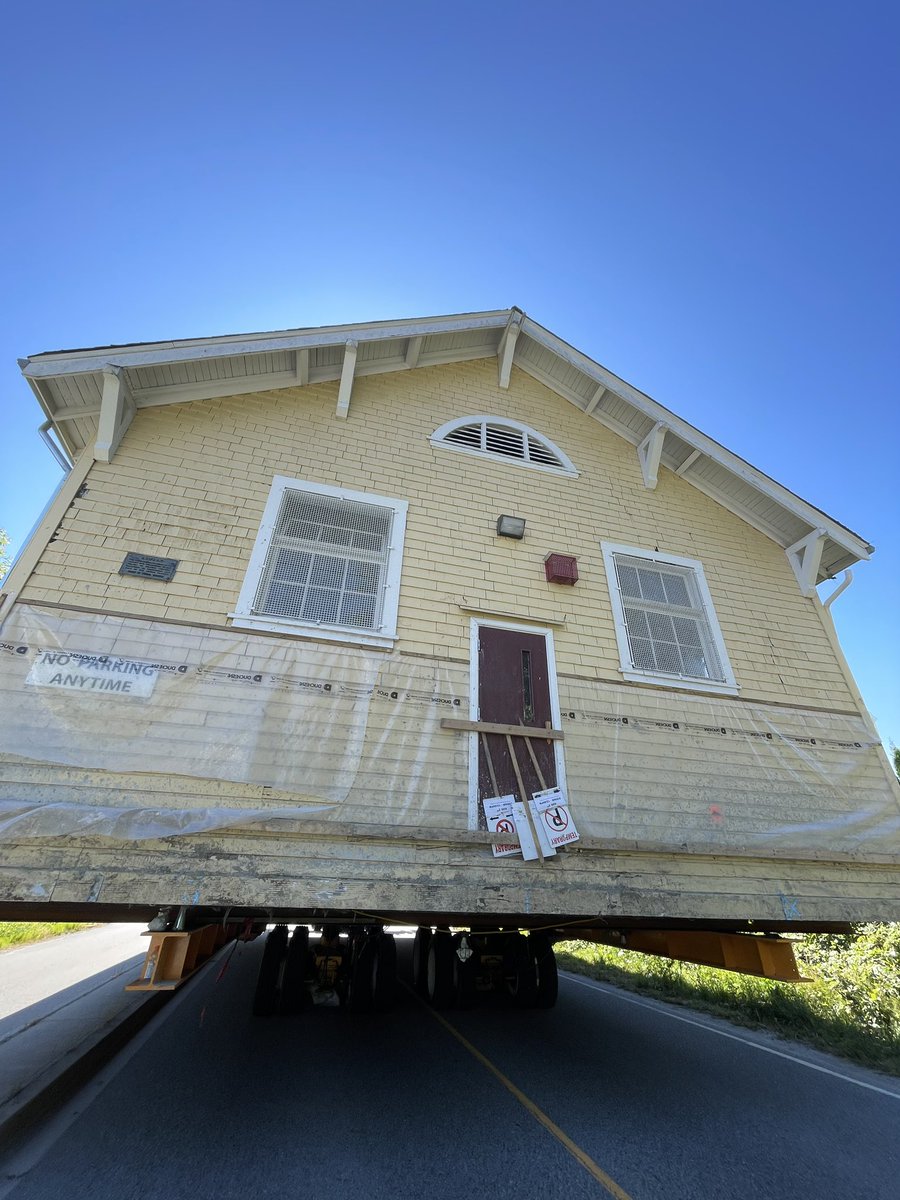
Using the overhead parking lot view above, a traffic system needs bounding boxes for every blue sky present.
[1,2,897,747]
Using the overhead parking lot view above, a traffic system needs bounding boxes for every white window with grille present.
[601,542,738,695]
[429,416,578,477]
[232,477,408,647]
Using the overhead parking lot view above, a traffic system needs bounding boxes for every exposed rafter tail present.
[584,384,607,416]
[675,448,702,477]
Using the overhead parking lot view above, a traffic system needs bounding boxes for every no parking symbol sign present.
[531,786,580,848]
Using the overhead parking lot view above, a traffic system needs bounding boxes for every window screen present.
[612,553,725,682]
[252,490,393,631]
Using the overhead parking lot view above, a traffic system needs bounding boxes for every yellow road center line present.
[421,999,635,1200]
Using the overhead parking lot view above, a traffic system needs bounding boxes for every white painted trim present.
[637,421,667,489]
[405,336,422,368]
[21,305,872,572]
[520,316,872,563]
[294,348,309,385]
[228,614,395,649]
[94,368,133,462]
[232,475,408,644]
[674,448,702,476]
[335,340,357,419]
[126,342,502,409]
[497,311,523,389]
[23,311,512,377]
[0,450,94,623]
[429,415,579,478]
[600,541,740,694]
[467,617,568,830]
[584,384,607,416]
[786,528,827,597]
[49,403,104,421]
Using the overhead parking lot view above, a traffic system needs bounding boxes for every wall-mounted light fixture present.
[496,514,526,539]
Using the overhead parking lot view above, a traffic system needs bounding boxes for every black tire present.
[280,926,310,1014]
[372,933,397,1011]
[453,934,478,1009]
[504,932,538,1008]
[252,928,287,1016]
[412,927,432,997]
[347,935,377,1012]
[427,930,456,1008]
[531,934,559,1009]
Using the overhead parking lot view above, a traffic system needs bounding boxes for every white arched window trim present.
[428,416,579,478]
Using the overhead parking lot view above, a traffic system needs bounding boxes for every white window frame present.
[429,416,579,478]
[230,476,408,648]
[600,542,739,696]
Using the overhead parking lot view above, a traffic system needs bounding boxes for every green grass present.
[557,924,900,1078]
[0,922,98,951]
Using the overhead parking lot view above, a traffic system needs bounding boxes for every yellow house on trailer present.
[1,309,898,1000]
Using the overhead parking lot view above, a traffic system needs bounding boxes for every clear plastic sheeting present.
[0,605,470,835]
[0,604,898,856]
[0,798,336,840]
[558,676,900,855]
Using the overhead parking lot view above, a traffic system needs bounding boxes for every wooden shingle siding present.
[18,359,858,711]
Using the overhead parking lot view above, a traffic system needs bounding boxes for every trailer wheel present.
[426,931,456,1008]
[412,927,432,997]
[531,934,558,1009]
[504,933,538,1007]
[280,926,310,1014]
[252,927,287,1017]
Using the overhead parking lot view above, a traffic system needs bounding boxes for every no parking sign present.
[531,786,580,848]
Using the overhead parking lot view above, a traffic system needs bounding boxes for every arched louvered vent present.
[429,417,578,477]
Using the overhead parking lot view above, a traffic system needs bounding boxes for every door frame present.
[467,617,568,830]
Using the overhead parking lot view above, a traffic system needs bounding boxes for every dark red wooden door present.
[477,626,557,824]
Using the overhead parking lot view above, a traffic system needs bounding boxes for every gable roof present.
[19,307,872,581]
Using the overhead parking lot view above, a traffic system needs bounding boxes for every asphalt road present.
[2,936,898,1200]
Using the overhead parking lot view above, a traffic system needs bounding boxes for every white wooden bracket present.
[335,340,358,419]
[637,422,667,489]
[786,528,827,596]
[405,336,422,369]
[497,311,523,389]
[94,366,134,462]
[294,348,309,385]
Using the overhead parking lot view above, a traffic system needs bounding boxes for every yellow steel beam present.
[576,929,804,982]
